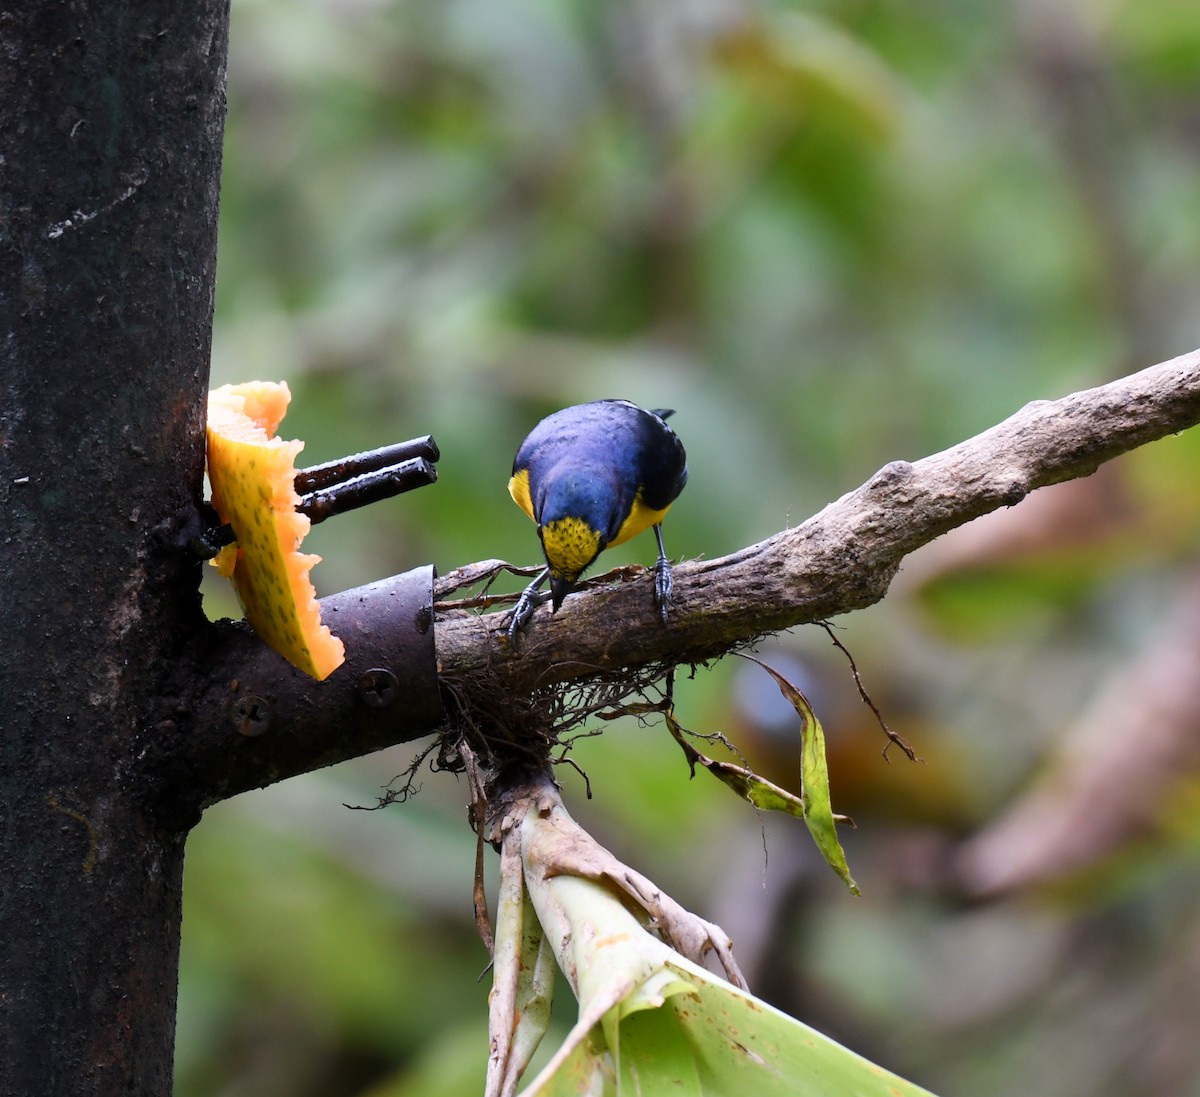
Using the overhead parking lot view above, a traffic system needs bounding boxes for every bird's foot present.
[653,557,673,624]
[503,580,552,645]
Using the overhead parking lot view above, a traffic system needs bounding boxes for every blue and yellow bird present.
[506,399,688,638]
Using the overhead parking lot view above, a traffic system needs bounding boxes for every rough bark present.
[0,3,230,1092]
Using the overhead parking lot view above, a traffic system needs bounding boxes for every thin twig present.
[816,620,918,762]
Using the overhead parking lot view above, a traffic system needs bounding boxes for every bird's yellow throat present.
[541,517,602,581]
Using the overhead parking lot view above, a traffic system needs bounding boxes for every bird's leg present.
[652,524,673,624]
[504,567,552,643]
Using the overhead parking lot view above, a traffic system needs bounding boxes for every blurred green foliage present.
[187,1,1200,1095]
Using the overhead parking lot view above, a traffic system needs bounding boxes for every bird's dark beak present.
[550,575,575,612]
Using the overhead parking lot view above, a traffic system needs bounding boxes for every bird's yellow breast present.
[609,493,671,549]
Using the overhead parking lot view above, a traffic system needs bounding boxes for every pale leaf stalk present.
[496,772,937,1096]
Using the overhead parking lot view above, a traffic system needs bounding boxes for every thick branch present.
[173,349,1200,803]
[436,349,1200,688]
[164,568,442,818]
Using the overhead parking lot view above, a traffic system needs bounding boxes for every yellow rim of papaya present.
[206,381,346,681]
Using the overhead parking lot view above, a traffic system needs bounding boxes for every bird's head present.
[537,470,622,610]
[541,516,603,609]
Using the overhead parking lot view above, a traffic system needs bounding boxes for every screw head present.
[234,695,270,736]
[358,667,399,708]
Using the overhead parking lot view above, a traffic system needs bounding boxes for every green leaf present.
[512,797,933,1096]
[615,966,938,1097]
[662,702,807,817]
[703,757,809,816]
[738,656,859,894]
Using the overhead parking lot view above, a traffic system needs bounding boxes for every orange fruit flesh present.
[206,381,345,680]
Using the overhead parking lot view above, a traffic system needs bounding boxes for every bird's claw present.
[503,583,551,645]
[650,523,675,625]
[653,557,673,624]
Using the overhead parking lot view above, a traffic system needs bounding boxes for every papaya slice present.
[206,381,346,680]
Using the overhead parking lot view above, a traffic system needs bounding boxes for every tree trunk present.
[0,2,230,1091]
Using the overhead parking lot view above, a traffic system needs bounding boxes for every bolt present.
[414,604,433,635]
[358,667,399,708]
[233,695,270,736]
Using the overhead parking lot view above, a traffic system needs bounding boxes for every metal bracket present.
[184,564,443,811]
